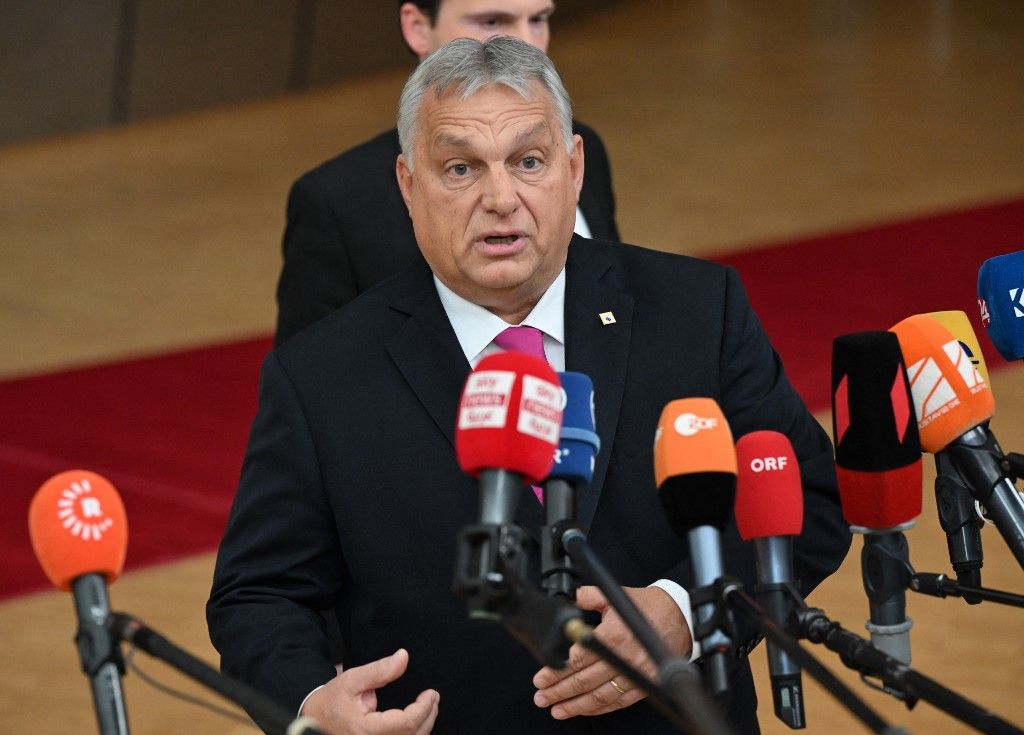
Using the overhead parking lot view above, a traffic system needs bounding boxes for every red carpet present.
[713,198,1024,411]
[0,338,271,600]
[2,197,1022,600]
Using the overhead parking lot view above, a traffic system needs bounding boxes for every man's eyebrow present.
[510,121,551,149]
[433,132,474,149]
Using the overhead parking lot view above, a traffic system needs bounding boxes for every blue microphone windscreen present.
[978,250,1024,361]
[549,372,600,484]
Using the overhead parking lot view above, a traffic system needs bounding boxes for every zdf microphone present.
[29,470,130,735]
[654,397,736,698]
[735,430,805,729]
[832,332,921,665]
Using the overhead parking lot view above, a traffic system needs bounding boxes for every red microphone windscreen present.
[735,431,803,540]
[890,314,995,453]
[455,351,562,484]
[28,470,128,591]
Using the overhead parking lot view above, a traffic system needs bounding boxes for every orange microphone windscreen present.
[654,398,737,534]
[28,470,128,591]
[926,310,990,386]
[890,314,995,453]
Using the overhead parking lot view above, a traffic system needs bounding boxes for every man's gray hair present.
[397,36,574,167]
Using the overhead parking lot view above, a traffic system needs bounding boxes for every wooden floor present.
[1,1,1023,732]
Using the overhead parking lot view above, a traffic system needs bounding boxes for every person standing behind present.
[274,0,620,346]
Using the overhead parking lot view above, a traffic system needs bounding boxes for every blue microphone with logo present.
[542,371,600,599]
[978,249,1024,362]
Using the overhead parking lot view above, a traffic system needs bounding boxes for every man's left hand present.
[532,585,692,720]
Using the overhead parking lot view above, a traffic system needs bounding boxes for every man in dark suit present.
[274,0,619,346]
[209,37,849,734]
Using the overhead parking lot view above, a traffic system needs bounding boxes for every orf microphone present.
[832,332,922,664]
[541,371,599,598]
[891,314,1024,571]
[654,397,736,699]
[456,351,562,524]
[29,470,130,735]
[735,430,805,729]
[978,249,1024,362]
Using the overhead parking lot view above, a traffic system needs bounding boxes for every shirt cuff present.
[649,578,701,662]
[298,683,326,717]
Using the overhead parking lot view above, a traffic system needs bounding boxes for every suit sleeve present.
[275,176,358,346]
[714,266,851,595]
[207,352,340,713]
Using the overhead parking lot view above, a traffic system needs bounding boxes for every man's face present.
[396,82,583,321]
[402,1,555,59]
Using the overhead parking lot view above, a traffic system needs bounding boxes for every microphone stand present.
[558,527,732,735]
[73,576,131,735]
[690,577,906,735]
[108,612,325,735]
[909,572,1024,608]
[783,594,1024,735]
[452,520,732,734]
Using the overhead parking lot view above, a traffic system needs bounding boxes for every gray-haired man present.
[210,37,849,735]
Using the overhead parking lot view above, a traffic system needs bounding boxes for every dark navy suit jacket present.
[210,237,850,734]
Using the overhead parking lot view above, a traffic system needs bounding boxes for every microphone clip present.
[689,577,740,654]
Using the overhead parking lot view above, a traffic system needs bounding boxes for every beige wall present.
[0,0,604,143]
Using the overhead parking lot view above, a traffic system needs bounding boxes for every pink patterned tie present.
[493,326,548,503]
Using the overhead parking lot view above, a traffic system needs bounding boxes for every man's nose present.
[481,167,519,216]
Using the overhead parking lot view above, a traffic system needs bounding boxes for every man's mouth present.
[484,235,519,245]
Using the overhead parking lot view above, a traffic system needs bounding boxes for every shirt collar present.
[434,268,566,365]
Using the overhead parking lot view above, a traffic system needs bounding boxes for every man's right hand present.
[301,648,439,734]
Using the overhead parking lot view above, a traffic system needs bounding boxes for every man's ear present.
[396,153,414,213]
[570,133,585,200]
[399,3,434,59]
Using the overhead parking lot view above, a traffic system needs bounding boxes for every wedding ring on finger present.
[610,679,627,696]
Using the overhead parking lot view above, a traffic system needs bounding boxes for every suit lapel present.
[564,238,634,532]
[384,263,547,540]
[385,263,469,449]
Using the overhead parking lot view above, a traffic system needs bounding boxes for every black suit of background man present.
[274,121,619,346]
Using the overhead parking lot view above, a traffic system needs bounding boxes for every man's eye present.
[449,163,470,176]
[521,157,540,170]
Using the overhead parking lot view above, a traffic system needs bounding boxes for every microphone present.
[978,249,1024,361]
[891,314,1024,570]
[28,470,131,735]
[453,351,562,619]
[735,430,805,729]
[541,371,600,599]
[456,351,563,524]
[927,310,991,385]
[654,397,736,699]
[923,311,988,596]
[832,332,922,665]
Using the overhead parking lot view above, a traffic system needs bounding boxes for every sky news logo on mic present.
[458,370,515,430]
[518,375,561,443]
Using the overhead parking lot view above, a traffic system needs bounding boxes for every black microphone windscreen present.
[832,331,921,472]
